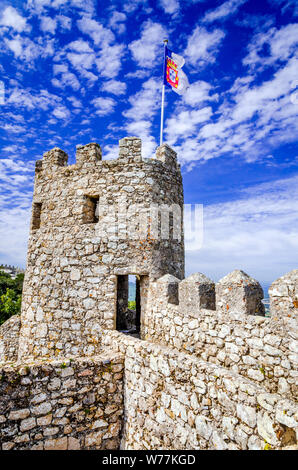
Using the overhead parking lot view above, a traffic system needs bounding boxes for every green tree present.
[0,289,22,325]
[0,271,14,296]
[0,271,24,325]
[128,300,136,310]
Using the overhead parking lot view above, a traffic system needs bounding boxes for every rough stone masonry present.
[0,138,297,450]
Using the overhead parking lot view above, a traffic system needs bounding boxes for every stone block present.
[76,143,102,165]
[269,269,298,317]
[118,137,142,161]
[216,270,265,316]
[155,274,180,305]
[42,148,68,169]
[179,273,215,314]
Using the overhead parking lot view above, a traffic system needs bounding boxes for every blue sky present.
[0,0,297,289]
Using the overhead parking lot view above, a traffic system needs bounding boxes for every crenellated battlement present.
[143,268,298,399]
[34,137,180,175]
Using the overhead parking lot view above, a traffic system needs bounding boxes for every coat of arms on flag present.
[164,46,189,95]
[166,57,179,89]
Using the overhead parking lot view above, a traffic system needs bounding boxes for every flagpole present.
[160,39,168,146]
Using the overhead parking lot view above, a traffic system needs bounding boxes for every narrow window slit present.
[32,202,42,230]
[82,195,99,224]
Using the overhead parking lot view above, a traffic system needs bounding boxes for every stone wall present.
[0,315,20,362]
[0,354,124,450]
[18,138,184,360]
[269,270,298,318]
[102,332,297,450]
[143,273,298,399]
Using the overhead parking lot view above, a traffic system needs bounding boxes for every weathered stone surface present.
[1,137,297,452]
[179,273,216,314]
[216,270,265,316]
[269,269,298,318]
[143,272,297,399]
[0,355,123,450]
[0,315,20,362]
[16,138,184,360]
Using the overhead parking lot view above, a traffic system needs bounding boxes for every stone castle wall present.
[143,271,298,399]
[101,331,297,450]
[269,270,298,317]
[18,138,184,361]
[0,354,124,450]
[0,315,20,362]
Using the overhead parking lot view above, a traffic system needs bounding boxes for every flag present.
[164,46,189,95]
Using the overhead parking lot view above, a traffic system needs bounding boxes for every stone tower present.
[18,138,184,360]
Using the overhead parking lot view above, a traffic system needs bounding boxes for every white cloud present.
[159,0,179,15]
[109,11,126,34]
[91,97,116,116]
[7,88,61,111]
[102,80,126,95]
[64,50,97,82]
[186,175,298,286]
[52,106,71,119]
[231,56,298,123]
[165,107,213,141]
[67,39,93,53]
[0,6,29,32]
[40,16,57,34]
[103,143,119,160]
[3,124,25,134]
[26,0,95,15]
[202,0,247,24]
[0,157,34,267]
[183,80,219,106]
[123,77,160,121]
[57,15,72,30]
[185,26,225,67]
[95,44,124,79]
[5,36,55,63]
[243,23,298,70]
[271,0,298,17]
[67,96,82,108]
[77,17,114,45]
[52,71,80,91]
[66,52,94,69]
[129,21,167,68]
[123,78,160,157]
[58,28,124,80]
[123,0,149,13]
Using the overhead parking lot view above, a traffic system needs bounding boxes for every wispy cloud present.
[0,6,30,33]
[202,0,247,24]
[186,175,298,285]
[123,77,161,157]
[129,20,167,68]
[185,26,225,67]
[0,156,34,267]
[102,80,127,95]
[159,0,180,16]
[91,96,116,115]
[39,15,57,34]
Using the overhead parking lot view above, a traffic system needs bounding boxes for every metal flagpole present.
[160,39,168,146]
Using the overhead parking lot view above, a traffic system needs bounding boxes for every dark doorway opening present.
[116,275,141,337]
